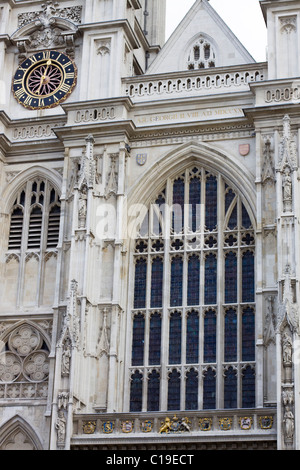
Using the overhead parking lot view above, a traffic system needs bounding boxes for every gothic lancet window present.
[187,38,216,70]
[6,178,61,308]
[129,166,256,412]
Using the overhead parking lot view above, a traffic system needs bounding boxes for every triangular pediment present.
[147,0,255,75]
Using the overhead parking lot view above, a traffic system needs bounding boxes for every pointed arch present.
[0,166,62,215]
[0,319,52,351]
[0,415,43,450]
[125,141,256,242]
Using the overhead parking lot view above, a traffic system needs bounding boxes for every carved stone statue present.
[282,332,293,365]
[283,406,294,441]
[78,185,87,228]
[61,337,72,376]
[55,411,66,447]
[282,166,292,212]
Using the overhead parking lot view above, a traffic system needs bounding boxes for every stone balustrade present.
[124,64,267,102]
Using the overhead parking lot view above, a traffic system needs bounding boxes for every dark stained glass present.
[131,313,145,366]
[242,251,255,303]
[228,204,237,229]
[168,369,181,411]
[187,254,200,306]
[134,258,147,309]
[205,253,217,305]
[225,187,236,214]
[185,368,198,410]
[172,178,185,233]
[224,308,237,362]
[242,203,252,229]
[242,366,255,408]
[169,311,182,364]
[149,313,162,365]
[189,176,201,232]
[148,370,160,411]
[205,175,218,231]
[170,256,183,307]
[224,366,237,409]
[151,257,164,308]
[242,307,255,361]
[225,251,237,304]
[186,310,199,364]
[203,368,216,410]
[130,371,143,412]
[204,309,217,363]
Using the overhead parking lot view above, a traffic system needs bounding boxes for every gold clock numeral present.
[29,55,38,64]
[38,98,45,107]
[60,83,71,93]
[43,51,51,60]
[24,95,33,106]
[62,60,72,69]
[65,72,74,79]
[14,78,23,85]
[14,88,26,99]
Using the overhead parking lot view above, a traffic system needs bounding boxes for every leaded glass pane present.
[172,178,185,233]
[242,251,255,303]
[224,367,237,409]
[242,203,252,229]
[169,311,182,364]
[185,368,198,410]
[148,370,160,411]
[134,258,147,309]
[205,175,218,231]
[189,176,201,232]
[151,257,163,308]
[131,313,145,366]
[224,308,237,362]
[228,204,237,229]
[149,313,162,365]
[203,368,216,410]
[170,256,183,307]
[168,369,181,411]
[225,251,237,304]
[205,253,217,305]
[187,254,200,306]
[130,371,143,412]
[242,307,255,361]
[204,309,217,363]
[186,310,199,364]
[242,366,255,408]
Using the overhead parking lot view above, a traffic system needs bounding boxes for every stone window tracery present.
[187,38,216,70]
[128,165,256,412]
[5,177,61,308]
[0,324,50,400]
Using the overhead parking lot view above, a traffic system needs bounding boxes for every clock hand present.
[37,60,52,94]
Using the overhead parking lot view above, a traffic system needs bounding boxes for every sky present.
[165,0,268,62]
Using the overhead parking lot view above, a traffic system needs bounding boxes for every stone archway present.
[0,416,43,450]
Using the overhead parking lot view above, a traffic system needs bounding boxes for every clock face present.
[12,50,77,110]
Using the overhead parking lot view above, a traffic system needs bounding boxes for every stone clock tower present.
[1,0,300,452]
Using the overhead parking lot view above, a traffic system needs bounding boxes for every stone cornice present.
[78,20,141,50]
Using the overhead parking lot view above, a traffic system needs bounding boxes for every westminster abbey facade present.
[0,0,299,450]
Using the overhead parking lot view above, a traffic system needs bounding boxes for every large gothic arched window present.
[128,166,255,412]
[3,178,61,309]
